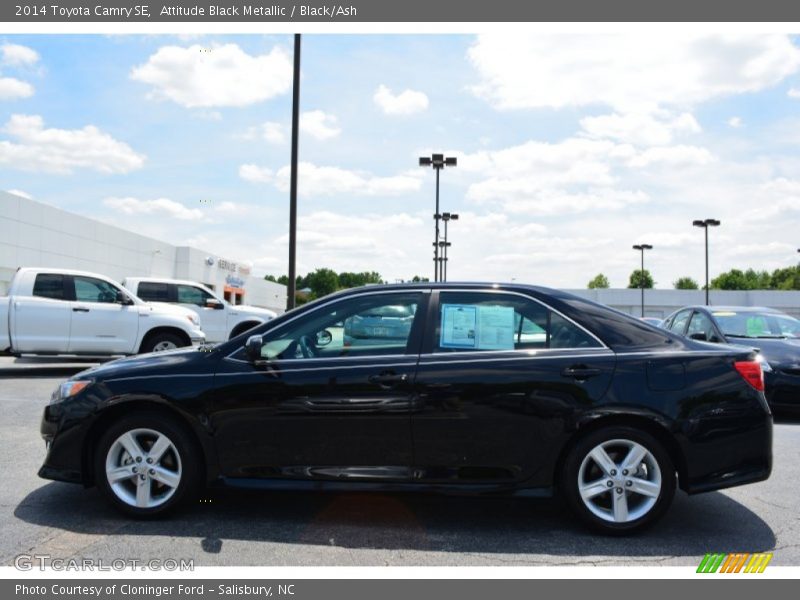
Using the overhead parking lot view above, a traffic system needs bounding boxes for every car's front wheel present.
[94,413,200,517]
[561,426,676,534]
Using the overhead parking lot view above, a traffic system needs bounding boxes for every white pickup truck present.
[123,277,276,343]
[0,268,205,356]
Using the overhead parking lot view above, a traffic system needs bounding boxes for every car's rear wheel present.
[94,413,200,517]
[561,426,675,534]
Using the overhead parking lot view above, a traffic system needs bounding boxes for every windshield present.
[712,310,800,339]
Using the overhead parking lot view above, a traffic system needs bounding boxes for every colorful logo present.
[697,553,773,573]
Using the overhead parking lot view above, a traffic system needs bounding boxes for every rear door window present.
[32,273,66,300]
[435,292,602,352]
[137,282,171,302]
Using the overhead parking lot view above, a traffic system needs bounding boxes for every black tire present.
[139,331,186,354]
[229,322,260,340]
[560,426,676,535]
[94,412,201,517]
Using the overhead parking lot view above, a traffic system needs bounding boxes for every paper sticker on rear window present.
[440,303,515,350]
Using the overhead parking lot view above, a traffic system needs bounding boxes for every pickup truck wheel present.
[94,413,200,517]
[140,332,186,354]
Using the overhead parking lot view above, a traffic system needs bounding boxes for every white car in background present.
[0,268,205,356]
[123,277,276,343]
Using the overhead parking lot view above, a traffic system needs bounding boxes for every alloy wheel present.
[105,428,183,509]
[577,438,662,523]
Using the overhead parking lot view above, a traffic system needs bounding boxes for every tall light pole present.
[632,244,653,317]
[442,212,459,282]
[286,33,301,310]
[419,153,457,282]
[693,218,721,306]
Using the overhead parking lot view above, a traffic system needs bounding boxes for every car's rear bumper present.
[681,406,772,495]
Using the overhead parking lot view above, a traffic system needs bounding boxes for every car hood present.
[72,346,208,381]
[232,304,277,319]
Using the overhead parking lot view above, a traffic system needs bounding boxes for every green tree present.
[411,275,430,283]
[770,265,800,290]
[338,271,384,289]
[673,276,699,290]
[628,269,654,289]
[711,268,771,290]
[304,268,340,298]
[587,273,610,289]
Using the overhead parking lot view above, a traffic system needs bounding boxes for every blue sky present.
[2,33,800,287]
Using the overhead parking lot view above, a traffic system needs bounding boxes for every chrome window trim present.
[224,289,430,362]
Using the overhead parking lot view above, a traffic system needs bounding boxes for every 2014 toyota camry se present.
[39,283,772,534]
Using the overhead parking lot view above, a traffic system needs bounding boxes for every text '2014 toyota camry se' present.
[39,283,772,534]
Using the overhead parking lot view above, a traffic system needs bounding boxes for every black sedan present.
[662,305,800,412]
[39,283,772,534]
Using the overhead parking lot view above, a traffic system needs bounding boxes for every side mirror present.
[689,332,708,342]
[116,290,133,305]
[206,298,224,310]
[316,329,333,347]
[245,335,264,362]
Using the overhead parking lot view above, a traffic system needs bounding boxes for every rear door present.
[12,273,71,353]
[67,275,139,354]
[411,290,616,486]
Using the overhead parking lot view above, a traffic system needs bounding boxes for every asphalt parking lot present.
[1,370,799,567]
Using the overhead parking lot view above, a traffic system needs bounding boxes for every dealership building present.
[2,190,799,318]
[0,191,287,313]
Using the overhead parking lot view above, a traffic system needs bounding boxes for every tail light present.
[734,361,765,392]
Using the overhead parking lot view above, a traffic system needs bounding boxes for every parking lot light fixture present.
[442,212,459,282]
[693,218,721,305]
[632,244,653,317]
[419,154,457,282]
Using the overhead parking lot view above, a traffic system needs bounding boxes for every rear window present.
[32,274,65,300]
[137,282,171,302]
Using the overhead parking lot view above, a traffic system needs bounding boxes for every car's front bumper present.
[766,369,800,410]
[39,400,93,486]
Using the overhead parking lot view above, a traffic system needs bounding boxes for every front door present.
[67,275,139,354]
[211,291,428,481]
[411,290,616,487]
[175,284,228,343]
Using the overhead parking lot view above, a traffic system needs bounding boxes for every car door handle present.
[562,366,602,379]
[368,372,408,388]
[72,307,90,313]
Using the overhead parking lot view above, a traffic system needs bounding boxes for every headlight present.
[755,353,773,373]
[51,380,92,404]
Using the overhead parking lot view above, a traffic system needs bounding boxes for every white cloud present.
[626,145,714,168]
[0,77,33,100]
[241,121,285,144]
[728,116,743,128]
[469,34,800,113]
[373,84,429,115]
[469,185,649,216]
[788,88,800,99]
[0,114,145,174]
[239,164,272,183]
[580,111,701,146]
[1,43,39,67]
[300,110,341,140]
[6,188,32,199]
[103,197,204,221]
[240,161,423,197]
[131,43,292,108]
